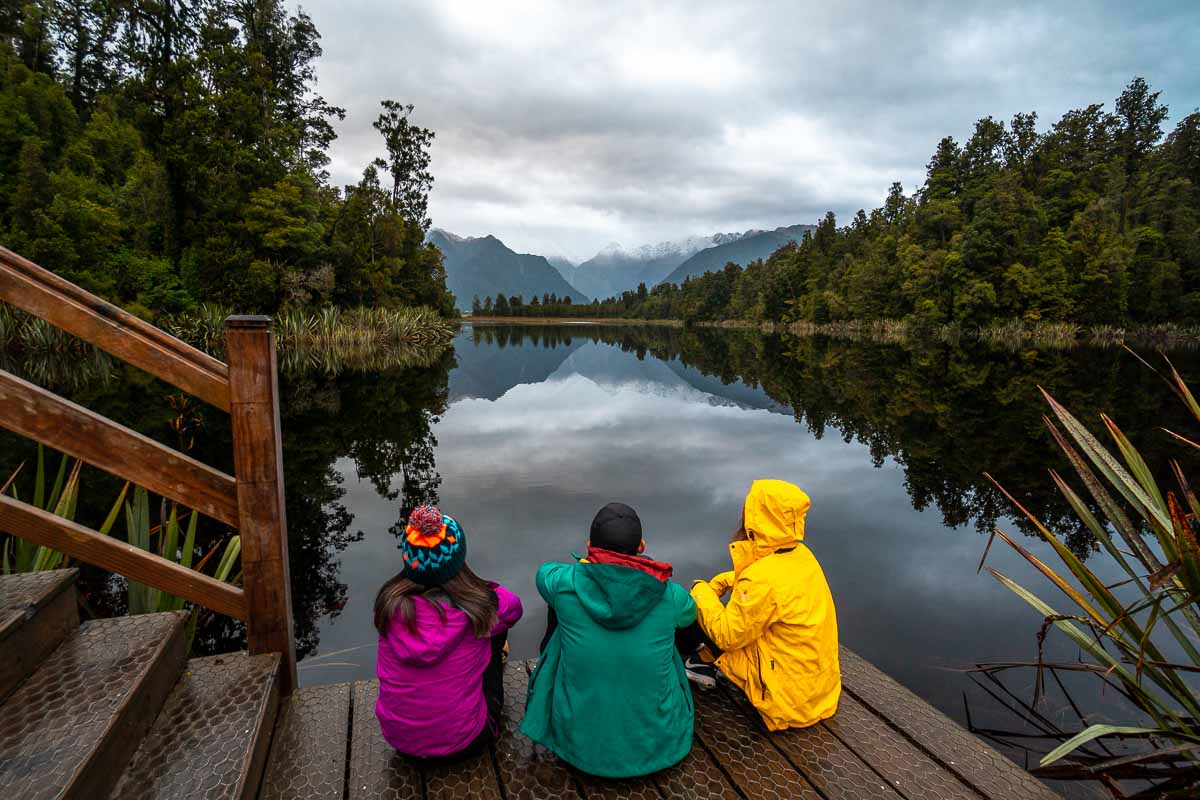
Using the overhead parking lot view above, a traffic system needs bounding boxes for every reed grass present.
[977,351,1200,794]
[166,304,457,368]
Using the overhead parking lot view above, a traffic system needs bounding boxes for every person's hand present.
[708,570,736,597]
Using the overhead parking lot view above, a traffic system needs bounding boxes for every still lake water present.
[3,322,1197,777]
[296,325,1196,751]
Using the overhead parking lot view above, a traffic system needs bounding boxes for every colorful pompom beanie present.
[402,505,467,586]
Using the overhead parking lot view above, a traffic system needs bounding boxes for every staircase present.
[0,569,282,800]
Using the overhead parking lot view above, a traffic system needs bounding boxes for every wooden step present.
[0,610,188,800]
[0,568,79,701]
[107,652,282,800]
[261,683,351,800]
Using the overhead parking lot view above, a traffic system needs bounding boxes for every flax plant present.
[123,484,241,646]
[3,449,240,637]
[981,352,1200,796]
[1,446,126,574]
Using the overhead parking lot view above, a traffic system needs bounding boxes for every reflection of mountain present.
[449,327,585,401]
[663,360,790,414]
[453,325,788,413]
[450,323,1200,552]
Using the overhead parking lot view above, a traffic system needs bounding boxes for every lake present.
[2,322,1196,780]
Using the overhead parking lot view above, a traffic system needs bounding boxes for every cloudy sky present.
[304,0,1200,262]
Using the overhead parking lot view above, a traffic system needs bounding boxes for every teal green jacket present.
[521,557,697,778]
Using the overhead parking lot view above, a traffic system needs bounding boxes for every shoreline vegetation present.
[0,303,457,376]
[464,315,1200,349]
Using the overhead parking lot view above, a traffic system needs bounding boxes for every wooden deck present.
[260,648,1061,800]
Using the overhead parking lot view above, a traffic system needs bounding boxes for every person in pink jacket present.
[374,505,523,761]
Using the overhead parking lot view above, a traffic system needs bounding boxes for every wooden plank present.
[0,493,247,620]
[692,685,822,799]
[823,692,983,800]
[839,646,1059,800]
[576,773,661,800]
[348,680,422,800]
[227,316,296,694]
[0,369,240,526]
[492,661,580,799]
[0,246,230,411]
[423,751,503,800]
[652,746,739,800]
[763,699,904,800]
[261,683,351,800]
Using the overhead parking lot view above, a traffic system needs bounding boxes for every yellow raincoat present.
[690,479,840,730]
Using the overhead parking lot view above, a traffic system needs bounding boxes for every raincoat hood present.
[732,479,811,575]
[573,554,670,630]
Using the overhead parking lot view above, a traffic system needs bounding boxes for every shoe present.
[684,655,718,689]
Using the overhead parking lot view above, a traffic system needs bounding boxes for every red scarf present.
[584,546,674,582]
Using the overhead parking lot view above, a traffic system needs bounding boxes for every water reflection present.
[2,323,1196,787]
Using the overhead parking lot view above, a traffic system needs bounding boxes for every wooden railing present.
[0,246,296,693]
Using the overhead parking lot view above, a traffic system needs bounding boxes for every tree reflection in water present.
[2,324,1197,676]
[469,324,1199,559]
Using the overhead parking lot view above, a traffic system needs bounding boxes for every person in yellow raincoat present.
[688,479,840,730]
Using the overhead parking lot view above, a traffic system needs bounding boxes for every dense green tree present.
[0,0,454,318]
[516,78,1198,331]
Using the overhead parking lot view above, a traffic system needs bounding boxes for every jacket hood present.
[572,553,670,629]
[384,594,472,666]
[732,479,811,574]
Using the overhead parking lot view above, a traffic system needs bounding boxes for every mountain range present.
[428,223,815,310]
[659,224,815,286]
[564,232,747,300]
[426,230,589,311]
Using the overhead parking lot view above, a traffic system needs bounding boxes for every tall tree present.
[373,100,434,230]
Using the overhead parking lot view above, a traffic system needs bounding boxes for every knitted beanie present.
[402,505,467,586]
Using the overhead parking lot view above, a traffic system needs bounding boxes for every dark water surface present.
[4,323,1197,780]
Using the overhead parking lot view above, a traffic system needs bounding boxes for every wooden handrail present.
[0,493,248,620]
[0,247,231,411]
[0,370,240,526]
[0,249,297,693]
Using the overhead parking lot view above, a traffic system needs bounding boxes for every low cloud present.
[307,0,1200,260]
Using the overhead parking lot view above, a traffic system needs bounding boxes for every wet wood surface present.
[274,654,1059,800]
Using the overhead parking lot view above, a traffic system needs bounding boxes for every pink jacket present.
[375,583,522,756]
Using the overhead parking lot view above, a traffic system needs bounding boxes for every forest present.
[493,78,1200,329]
[0,0,456,319]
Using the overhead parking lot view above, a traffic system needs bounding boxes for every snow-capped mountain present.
[569,231,751,300]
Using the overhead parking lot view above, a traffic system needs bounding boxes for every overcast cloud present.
[304,0,1200,261]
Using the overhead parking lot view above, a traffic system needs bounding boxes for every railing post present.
[226,315,297,694]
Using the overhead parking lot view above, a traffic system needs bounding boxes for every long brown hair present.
[374,563,499,638]
[731,507,749,543]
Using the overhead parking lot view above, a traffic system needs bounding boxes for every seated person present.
[374,505,523,762]
[684,479,841,730]
[521,502,696,777]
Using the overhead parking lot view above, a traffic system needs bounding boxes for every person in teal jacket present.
[521,502,697,778]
